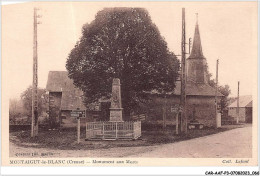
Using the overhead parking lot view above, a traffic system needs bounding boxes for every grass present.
[9,123,248,150]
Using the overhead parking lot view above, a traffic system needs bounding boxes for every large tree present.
[20,86,47,118]
[9,98,24,123]
[66,8,179,120]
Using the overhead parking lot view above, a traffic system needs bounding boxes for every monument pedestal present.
[85,78,141,140]
[109,108,123,122]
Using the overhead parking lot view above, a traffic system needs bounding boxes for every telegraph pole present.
[215,59,219,128]
[31,8,41,138]
[180,8,187,133]
[236,81,240,124]
[175,9,191,134]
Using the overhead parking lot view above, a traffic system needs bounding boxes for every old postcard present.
[1,1,258,170]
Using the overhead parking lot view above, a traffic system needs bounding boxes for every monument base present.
[86,121,141,140]
[109,108,123,122]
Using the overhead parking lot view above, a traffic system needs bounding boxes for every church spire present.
[189,13,204,59]
[186,13,208,84]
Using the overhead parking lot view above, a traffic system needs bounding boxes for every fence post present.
[77,118,80,144]
[139,121,141,137]
[115,122,118,139]
[102,122,104,139]
[176,113,179,135]
[86,123,88,139]
[132,121,135,139]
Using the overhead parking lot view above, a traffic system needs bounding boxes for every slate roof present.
[46,71,75,92]
[174,81,223,96]
[228,95,252,108]
[46,71,86,110]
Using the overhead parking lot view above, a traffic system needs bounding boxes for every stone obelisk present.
[110,78,123,121]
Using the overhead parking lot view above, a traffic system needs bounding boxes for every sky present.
[2,1,258,100]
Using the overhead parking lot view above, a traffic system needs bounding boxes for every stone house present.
[228,95,252,123]
[46,71,101,128]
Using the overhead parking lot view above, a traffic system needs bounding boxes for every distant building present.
[46,71,102,128]
[228,95,252,123]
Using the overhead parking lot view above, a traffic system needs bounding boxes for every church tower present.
[186,14,208,84]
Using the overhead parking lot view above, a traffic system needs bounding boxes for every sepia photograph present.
[1,1,258,171]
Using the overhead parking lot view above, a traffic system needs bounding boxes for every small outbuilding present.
[46,71,101,128]
[228,95,252,123]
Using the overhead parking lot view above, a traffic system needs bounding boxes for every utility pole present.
[31,7,41,138]
[236,81,240,124]
[215,59,219,128]
[180,8,187,134]
[175,9,191,134]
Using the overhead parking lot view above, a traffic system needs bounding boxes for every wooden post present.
[176,113,179,135]
[102,122,105,139]
[181,8,187,134]
[31,7,42,138]
[215,59,219,128]
[115,122,118,139]
[31,8,37,138]
[236,81,240,124]
[77,118,80,144]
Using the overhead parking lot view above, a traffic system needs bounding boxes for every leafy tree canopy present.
[21,86,47,118]
[9,98,24,121]
[66,8,180,120]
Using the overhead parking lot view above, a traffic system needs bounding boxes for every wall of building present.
[146,95,220,127]
[245,107,252,123]
[49,92,62,128]
[186,58,208,84]
[60,110,102,128]
[186,96,218,127]
[228,107,246,122]
[49,93,220,127]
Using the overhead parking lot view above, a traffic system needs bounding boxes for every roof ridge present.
[228,95,252,107]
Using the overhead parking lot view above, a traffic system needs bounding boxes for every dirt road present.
[128,125,252,158]
[9,126,252,158]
